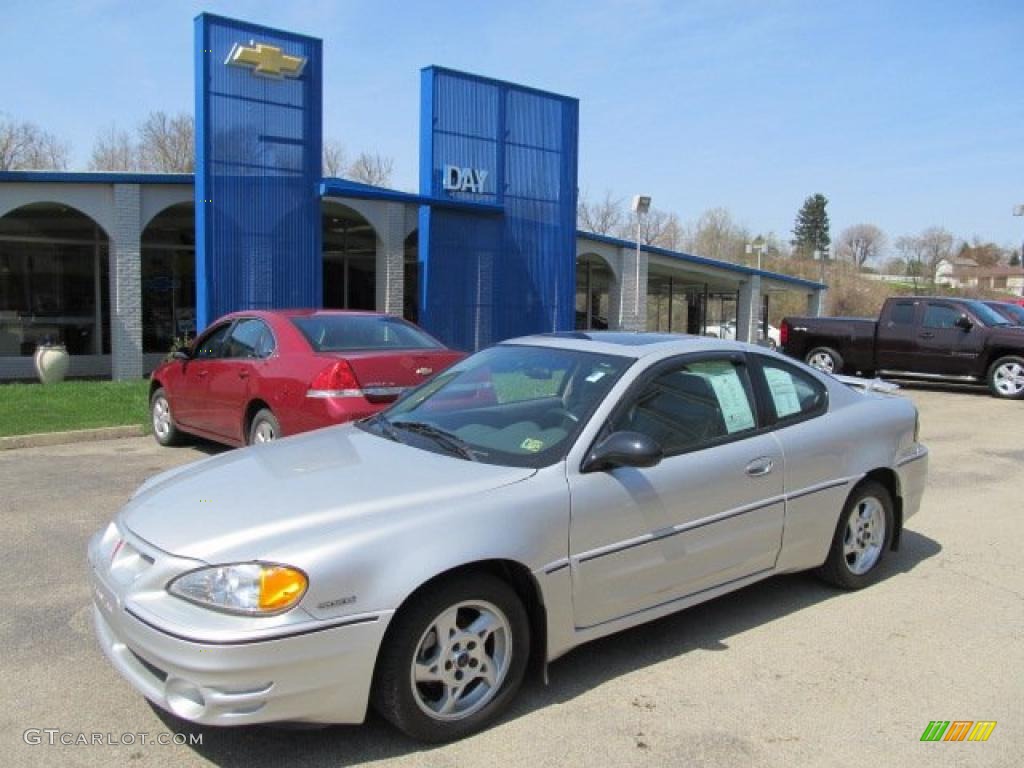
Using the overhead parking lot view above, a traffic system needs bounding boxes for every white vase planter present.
[34,343,70,384]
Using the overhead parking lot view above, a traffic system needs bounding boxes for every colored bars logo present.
[920,721,996,742]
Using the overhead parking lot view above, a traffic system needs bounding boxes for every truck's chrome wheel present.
[410,600,511,721]
[992,360,1024,396]
[808,351,835,372]
[843,495,885,575]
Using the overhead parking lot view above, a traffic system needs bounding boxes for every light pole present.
[631,195,651,328]
[746,235,766,270]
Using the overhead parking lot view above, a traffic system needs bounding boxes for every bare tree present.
[619,208,675,246]
[0,114,70,170]
[347,152,394,186]
[322,138,347,177]
[894,234,926,288]
[137,112,193,172]
[836,223,887,268]
[577,190,624,235]
[919,226,955,284]
[682,207,749,263]
[89,125,137,171]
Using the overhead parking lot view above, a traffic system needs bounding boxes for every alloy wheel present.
[993,361,1024,396]
[843,495,886,575]
[808,352,835,373]
[409,600,512,721]
[152,396,171,439]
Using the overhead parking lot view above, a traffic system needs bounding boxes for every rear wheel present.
[816,480,894,589]
[805,346,843,374]
[150,388,184,447]
[986,355,1024,399]
[372,574,529,743]
[248,408,281,444]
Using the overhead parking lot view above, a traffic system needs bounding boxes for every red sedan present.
[149,310,465,447]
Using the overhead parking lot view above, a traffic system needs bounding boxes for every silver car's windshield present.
[360,344,633,467]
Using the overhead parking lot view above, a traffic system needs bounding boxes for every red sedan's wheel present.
[248,409,281,444]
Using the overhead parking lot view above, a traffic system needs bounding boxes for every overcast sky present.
[2,0,1022,249]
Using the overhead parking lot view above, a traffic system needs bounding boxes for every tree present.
[89,125,137,171]
[791,193,831,259]
[894,235,926,288]
[683,207,749,263]
[0,114,70,170]
[618,208,678,247]
[957,238,1006,268]
[918,226,955,284]
[577,190,623,235]
[137,112,194,172]
[322,138,347,177]
[1011,250,1022,267]
[836,223,886,268]
[347,152,394,186]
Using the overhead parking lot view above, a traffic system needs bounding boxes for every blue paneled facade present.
[194,14,322,330]
[419,67,579,351]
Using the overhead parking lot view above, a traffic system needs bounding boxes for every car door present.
[916,302,985,375]
[204,318,274,441]
[875,299,921,371]
[174,322,233,428]
[567,353,785,629]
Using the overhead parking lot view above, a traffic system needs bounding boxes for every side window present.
[923,304,959,329]
[759,358,827,421]
[890,302,916,325]
[193,324,232,359]
[611,358,757,456]
[225,319,274,359]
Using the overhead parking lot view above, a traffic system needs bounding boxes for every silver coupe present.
[89,332,929,742]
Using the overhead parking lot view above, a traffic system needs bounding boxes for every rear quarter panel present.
[783,316,877,372]
[774,383,919,573]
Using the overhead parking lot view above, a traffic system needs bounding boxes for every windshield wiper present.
[391,420,477,461]
[363,413,404,444]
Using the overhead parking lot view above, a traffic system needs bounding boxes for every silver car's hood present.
[119,424,536,562]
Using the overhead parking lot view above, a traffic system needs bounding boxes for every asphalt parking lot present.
[1,385,1020,767]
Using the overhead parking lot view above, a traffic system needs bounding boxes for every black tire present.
[986,355,1024,400]
[150,387,184,447]
[248,408,281,444]
[372,574,530,743]
[805,346,843,375]
[816,480,894,590]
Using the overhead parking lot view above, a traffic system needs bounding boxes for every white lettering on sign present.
[442,165,489,194]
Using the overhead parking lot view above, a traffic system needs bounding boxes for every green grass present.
[0,380,151,437]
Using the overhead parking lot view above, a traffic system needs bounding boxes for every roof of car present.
[502,331,755,358]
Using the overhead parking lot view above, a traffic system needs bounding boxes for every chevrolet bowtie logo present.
[226,42,306,79]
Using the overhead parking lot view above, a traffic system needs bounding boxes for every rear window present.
[291,315,442,352]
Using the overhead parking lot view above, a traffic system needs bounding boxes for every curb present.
[0,425,146,451]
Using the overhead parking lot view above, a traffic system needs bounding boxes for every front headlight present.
[168,562,308,616]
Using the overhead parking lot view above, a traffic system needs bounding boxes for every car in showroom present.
[148,310,464,447]
[706,319,782,349]
[90,332,928,742]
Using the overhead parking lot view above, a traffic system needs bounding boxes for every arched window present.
[141,203,195,353]
[322,202,377,310]
[0,203,110,356]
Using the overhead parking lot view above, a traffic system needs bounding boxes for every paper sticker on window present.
[520,438,544,453]
[585,371,606,383]
[692,361,756,434]
[764,367,801,417]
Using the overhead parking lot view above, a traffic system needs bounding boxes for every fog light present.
[165,677,207,720]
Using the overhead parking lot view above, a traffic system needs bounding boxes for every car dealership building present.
[0,14,825,381]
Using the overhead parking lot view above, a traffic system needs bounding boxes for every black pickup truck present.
[781,296,1024,399]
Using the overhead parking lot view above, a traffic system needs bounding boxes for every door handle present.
[918,332,934,339]
[238,370,250,379]
[745,457,774,477]
[197,369,209,378]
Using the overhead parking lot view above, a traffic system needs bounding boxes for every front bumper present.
[90,566,392,726]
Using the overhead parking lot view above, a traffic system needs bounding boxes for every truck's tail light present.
[780,321,790,347]
[307,360,363,398]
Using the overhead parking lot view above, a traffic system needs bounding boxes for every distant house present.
[945,264,1024,296]
[934,256,978,287]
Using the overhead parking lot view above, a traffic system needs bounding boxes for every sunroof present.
[542,331,683,346]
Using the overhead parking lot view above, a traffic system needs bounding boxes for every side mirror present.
[955,314,973,331]
[582,431,663,473]
[172,349,191,361]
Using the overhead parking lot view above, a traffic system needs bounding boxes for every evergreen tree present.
[791,193,831,259]
[1011,250,1021,267]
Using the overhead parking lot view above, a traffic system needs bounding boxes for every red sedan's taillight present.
[307,360,363,398]
[779,321,789,347]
